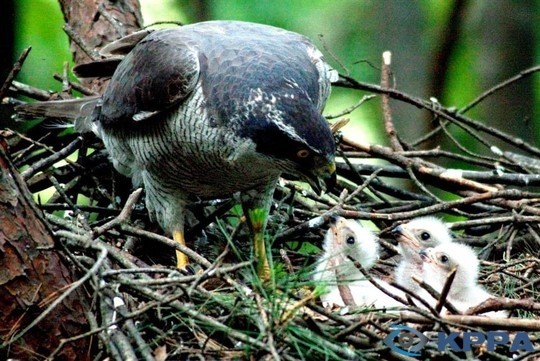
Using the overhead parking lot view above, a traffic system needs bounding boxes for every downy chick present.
[314,216,405,308]
[392,217,453,292]
[419,242,508,318]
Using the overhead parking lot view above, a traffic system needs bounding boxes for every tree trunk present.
[0,139,91,360]
[58,0,143,93]
[1,1,143,359]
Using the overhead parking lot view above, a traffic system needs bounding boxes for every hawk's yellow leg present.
[172,229,190,269]
[246,208,271,281]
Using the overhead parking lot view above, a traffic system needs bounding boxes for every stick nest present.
[2,60,540,360]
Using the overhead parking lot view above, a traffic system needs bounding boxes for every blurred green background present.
[6,0,540,153]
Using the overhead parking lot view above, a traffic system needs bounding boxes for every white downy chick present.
[392,217,453,292]
[419,242,508,318]
[314,216,405,309]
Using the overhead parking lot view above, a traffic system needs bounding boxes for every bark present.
[1,1,143,359]
[0,139,90,360]
[58,0,143,92]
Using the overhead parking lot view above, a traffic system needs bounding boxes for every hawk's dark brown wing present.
[97,28,200,126]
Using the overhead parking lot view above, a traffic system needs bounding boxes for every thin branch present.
[0,47,32,99]
[460,64,540,114]
[380,51,403,152]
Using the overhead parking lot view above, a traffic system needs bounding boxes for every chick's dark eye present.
[346,236,355,245]
[420,232,431,241]
[440,255,449,263]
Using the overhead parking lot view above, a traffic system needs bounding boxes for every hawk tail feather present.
[14,96,100,133]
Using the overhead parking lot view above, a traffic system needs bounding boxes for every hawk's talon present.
[181,264,196,276]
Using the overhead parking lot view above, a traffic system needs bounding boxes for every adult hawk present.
[18,21,337,280]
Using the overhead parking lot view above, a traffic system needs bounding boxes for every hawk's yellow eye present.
[297,149,310,158]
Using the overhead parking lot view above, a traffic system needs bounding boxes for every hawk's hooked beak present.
[308,161,336,195]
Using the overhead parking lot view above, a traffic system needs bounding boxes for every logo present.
[383,324,535,357]
[384,325,428,357]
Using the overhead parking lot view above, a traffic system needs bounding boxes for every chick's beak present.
[390,225,403,236]
[328,213,340,224]
[393,226,421,248]
[327,215,345,245]
[419,249,433,263]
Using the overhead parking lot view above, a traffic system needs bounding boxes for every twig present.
[325,94,376,119]
[411,274,460,315]
[9,80,53,100]
[279,249,295,274]
[113,295,155,361]
[460,64,540,114]
[375,313,540,331]
[97,3,128,37]
[93,188,143,237]
[336,189,524,221]
[21,136,83,180]
[0,47,32,99]
[380,51,403,152]
[336,75,540,157]
[120,224,252,294]
[465,297,540,315]
[349,257,409,306]
[63,24,100,60]
[336,281,357,307]
[53,73,98,96]
[121,281,273,353]
[338,160,540,186]
[254,294,281,361]
[434,267,457,313]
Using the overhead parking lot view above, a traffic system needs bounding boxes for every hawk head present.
[236,85,336,194]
